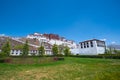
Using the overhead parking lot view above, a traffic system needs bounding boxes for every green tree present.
[38,46,45,56]
[14,45,23,50]
[52,44,58,56]
[64,46,71,56]
[58,44,65,54]
[109,47,112,54]
[22,40,29,57]
[1,40,11,57]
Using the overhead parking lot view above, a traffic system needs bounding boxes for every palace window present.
[87,42,89,48]
[84,42,86,48]
[90,41,93,47]
[81,43,83,48]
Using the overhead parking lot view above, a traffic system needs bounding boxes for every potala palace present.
[0,33,106,56]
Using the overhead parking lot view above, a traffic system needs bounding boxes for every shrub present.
[70,54,120,59]
[57,54,64,57]
[53,57,64,61]
[0,58,12,63]
[4,58,12,63]
[0,58,4,63]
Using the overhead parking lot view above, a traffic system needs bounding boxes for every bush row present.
[0,58,12,63]
[0,56,65,63]
[70,55,120,59]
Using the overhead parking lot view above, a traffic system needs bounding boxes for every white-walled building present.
[10,49,22,56]
[79,39,106,55]
[27,33,78,49]
[0,34,107,56]
[0,36,52,56]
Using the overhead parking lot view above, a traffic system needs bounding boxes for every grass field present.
[0,57,120,80]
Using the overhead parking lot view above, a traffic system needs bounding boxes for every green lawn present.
[0,57,120,80]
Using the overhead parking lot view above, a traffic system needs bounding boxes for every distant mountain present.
[107,44,120,50]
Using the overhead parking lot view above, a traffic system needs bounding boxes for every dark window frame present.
[81,43,83,48]
[87,42,89,48]
[90,41,93,47]
[84,42,86,48]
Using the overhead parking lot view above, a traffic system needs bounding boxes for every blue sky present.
[0,0,120,44]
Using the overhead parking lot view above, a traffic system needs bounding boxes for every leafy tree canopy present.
[1,40,11,57]
[38,46,45,56]
[52,44,59,56]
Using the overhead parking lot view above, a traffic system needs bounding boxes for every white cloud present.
[0,34,5,36]
[100,39,107,41]
[111,41,116,44]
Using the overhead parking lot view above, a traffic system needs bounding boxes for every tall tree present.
[1,40,11,57]
[22,40,29,57]
[64,46,71,56]
[58,44,65,54]
[38,46,45,56]
[14,45,23,50]
[52,44,58,56]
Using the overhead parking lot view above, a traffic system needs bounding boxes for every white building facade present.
[79,39,106,55]
[27,33,78,49]
[10,49,51,56]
